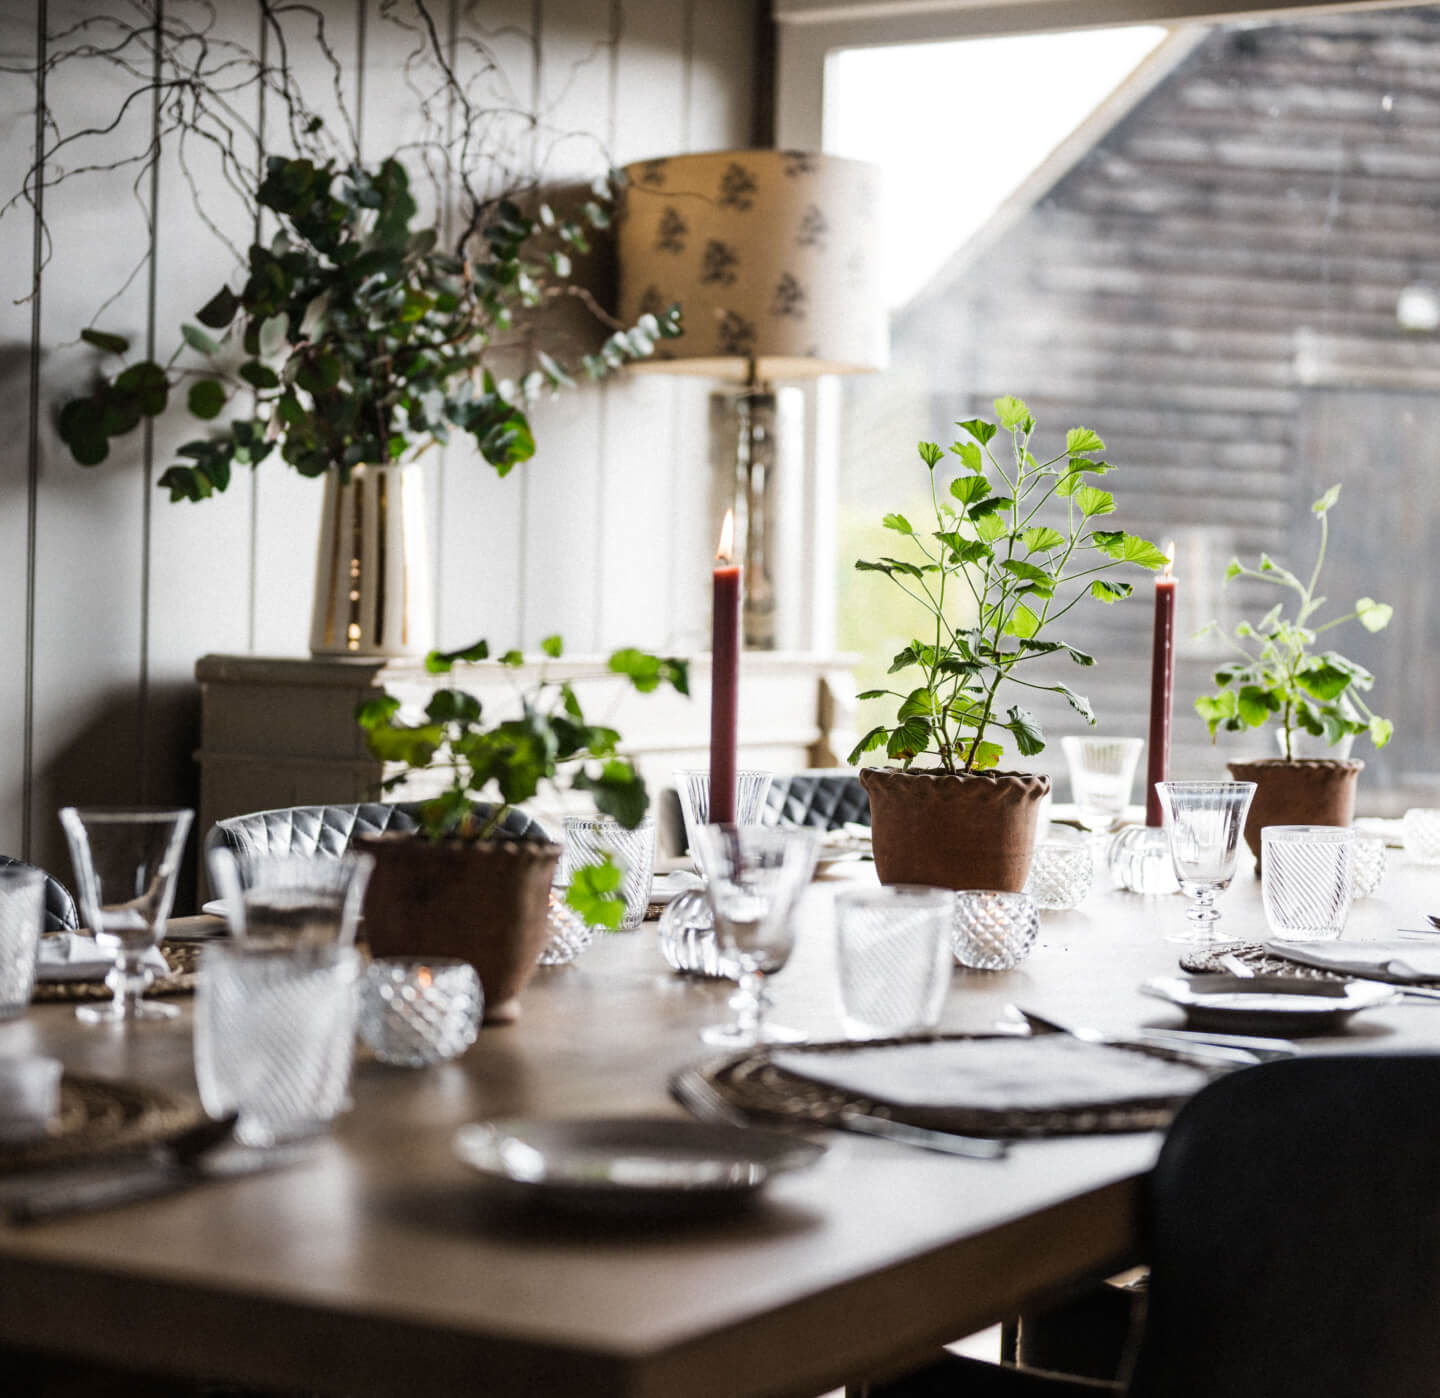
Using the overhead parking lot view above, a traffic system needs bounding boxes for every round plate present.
[453,1117,825,1216]
[1142,974,1399,1036]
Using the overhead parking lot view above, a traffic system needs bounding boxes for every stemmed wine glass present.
[59,807,193,1023]
[692,824,820,1047]
[1155,781,1255,944]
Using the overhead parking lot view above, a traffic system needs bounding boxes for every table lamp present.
[617,149,886,648]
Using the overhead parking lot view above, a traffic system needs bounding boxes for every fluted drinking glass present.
[1155,781,1255,945]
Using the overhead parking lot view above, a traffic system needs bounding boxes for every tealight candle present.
[358,958,483,1068]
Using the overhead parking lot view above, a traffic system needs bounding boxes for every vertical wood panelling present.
[0,3,38,860]
[6,0,757,886]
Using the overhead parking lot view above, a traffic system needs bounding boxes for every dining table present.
[1,849,1438,1398]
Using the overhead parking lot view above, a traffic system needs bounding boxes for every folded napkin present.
[769,1037,1209,1117]
[1268,939,1440,985]
[35,935,170,984]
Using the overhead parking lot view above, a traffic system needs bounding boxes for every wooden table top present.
[2,853,1439,1398]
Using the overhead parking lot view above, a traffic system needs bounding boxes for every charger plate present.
[1142,974,1399,1036]
[673,1034,1217,1140]
[0,1075,206,1174]
[1181,942,1440,988]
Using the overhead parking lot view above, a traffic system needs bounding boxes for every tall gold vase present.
[309,463,433,658]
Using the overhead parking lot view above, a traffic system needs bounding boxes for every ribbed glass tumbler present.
[952,891,1041,971]
[558,816,656,930]
[358,957,483,1067]
[1261,825,1353,942]
[1350,833,1387,900]
[835,886,952,1039]
[1024,837,1094,911]
[0,867,44,1019]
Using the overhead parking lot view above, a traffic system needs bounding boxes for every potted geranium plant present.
[1195,483,1393,869]
[57,157,679,656]
[354,637,688,1023]
[850,395,1166,891]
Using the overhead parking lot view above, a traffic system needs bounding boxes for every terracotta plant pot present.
[355,832,561,1024]
[1225,757,1364,873]
[860,767,1051,892]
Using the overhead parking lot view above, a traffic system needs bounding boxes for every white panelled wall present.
[0,0,761,886]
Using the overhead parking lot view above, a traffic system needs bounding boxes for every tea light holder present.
[1350,833,1387,899]
[1024,837,1094,911]
[358,958,483,1068]
[1403,808,1440,866]
[952,891,1041,971]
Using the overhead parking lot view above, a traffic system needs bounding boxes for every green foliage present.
[58,158,682,499]
[1195,484,1393,755]
[849,396,1163,773]
[355,638,689,928]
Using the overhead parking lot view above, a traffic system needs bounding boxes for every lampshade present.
[617,149,887,382]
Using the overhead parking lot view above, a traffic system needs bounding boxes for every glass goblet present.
[1155,781,1256,944]
[692,824,820,1048]
[59,807,194,1023]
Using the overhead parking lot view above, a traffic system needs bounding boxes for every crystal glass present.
[674,769,775,873]
[1155,781,1256,944]
[358,957,483,1067]
[1403,808,1440,865]
[1261,825,1354,941]
[0,867,45,1019]
[1062,736,1144,831]
[206,849,372,948]
[658,888,733,979]
[692,824,820,1047]
[536,889,598,966]
[59,807,193,1023]
[1024,834,1094,910]
[195,943,360,1146]
[1350,833,1387,899]
[834,886,952,1039]
[951,890,1041,971]
[557,815,656,930]
[1107,823,1181,896]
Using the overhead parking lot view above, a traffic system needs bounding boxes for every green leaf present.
[425,638,490,673]
[540,634,563,659]
[882,513,914,535]
[917,441,943,469]
[239,360,280,390]
[80,328,130,355]
[564,852,626,930]
[1225,558,1244,581]
[195,285,238,329]
[1022,526,1065,553]
[1051,684,1095,724]
[187,379,225,420]
[886,717,930,760]
[572,759,649,828]
[181,323,221,356]
[974,511,1008,544]
[1090,579,1131,604]
[967,740,1004,771]
[354,694,402,730]
[425,688,482,724]
[607,648,688,696]
[897,688,938,721]
[1075,486,1116,517]
[258,313,289,358]
[114,361,169,415]
[855,689,890,702]
[1005,706,1045,757]
[949,441,983,472]
[949,476,990,508]
[1237,685,1281,725]
[957,417,997,446]
[1002,559,1053,590]
[1003,603,1041,639]
[499,650,524,667]
[1312,483,1341,515]
[1370,716,1394,748]
[1065,427,1105,454]
[1297,660,1352,702]
[1356,597,1393,633]
[993,396,1030,429]
[1091,532,1169,568]
[887,645,920,676]
[847,725,890,764]
[1195,691,1238,737]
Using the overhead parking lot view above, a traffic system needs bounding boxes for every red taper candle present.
[709,510,741,825]
[1146,543,1176,827]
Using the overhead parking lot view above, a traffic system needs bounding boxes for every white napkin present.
[1269,939,1440,984]
[35,935,170,983]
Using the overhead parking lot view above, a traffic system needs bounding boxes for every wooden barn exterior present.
[844,4,1440,809]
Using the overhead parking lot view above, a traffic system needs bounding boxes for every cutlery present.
[1009,1005,1263,1068]
[1233,949,1440,1005]
[1218,952,1253,978]
[1428,915,1440,930]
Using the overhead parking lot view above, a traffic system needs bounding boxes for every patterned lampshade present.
[617,149,887,382]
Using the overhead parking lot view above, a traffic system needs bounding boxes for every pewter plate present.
[453,1117,825,1216]
[1142,974,1399,1036]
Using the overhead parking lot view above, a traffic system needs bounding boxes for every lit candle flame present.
[1163,539,1175,581]
[716,509,735,564]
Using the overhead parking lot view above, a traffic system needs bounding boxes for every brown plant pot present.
[1225,757,1364,873]
[860,767,1051,892]
[355,832,562,1024]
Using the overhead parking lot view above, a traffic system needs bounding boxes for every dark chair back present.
[764,772,869,829]
[0,854,79,933]
[1127,1054,1440,1398]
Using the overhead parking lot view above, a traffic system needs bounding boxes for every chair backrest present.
[205,801,547,862]
[764,772,870,830]
[1126,1054,1440,1398]
[0,854,79,933]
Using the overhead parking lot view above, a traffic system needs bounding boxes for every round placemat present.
[0,1074,207,1174]
[1180,941,1440,988]
[673,1034,1214,1140]
[31,940,202,1004]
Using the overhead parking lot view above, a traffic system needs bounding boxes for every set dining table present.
[1,851,1438,1398]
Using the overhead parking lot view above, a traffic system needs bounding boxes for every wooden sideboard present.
[195,651,858,863]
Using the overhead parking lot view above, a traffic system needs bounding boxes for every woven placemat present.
[674,1034,1217,1140]
[1180,941,1440,988]
[31,939,203,1004]
[0,1074,206,1174]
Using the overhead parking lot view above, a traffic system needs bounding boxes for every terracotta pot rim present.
[354,831,562,859]
[860,767,1051,788]
[1226,757,1365,774]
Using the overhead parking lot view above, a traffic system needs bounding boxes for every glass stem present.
[738,969,765,1041]
[1186,887,1220,925]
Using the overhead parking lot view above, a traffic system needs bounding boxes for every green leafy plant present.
[58,157,681,500]
[1195,484,1393,757]
[354,636,688,928]
[848,395,1166,773]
